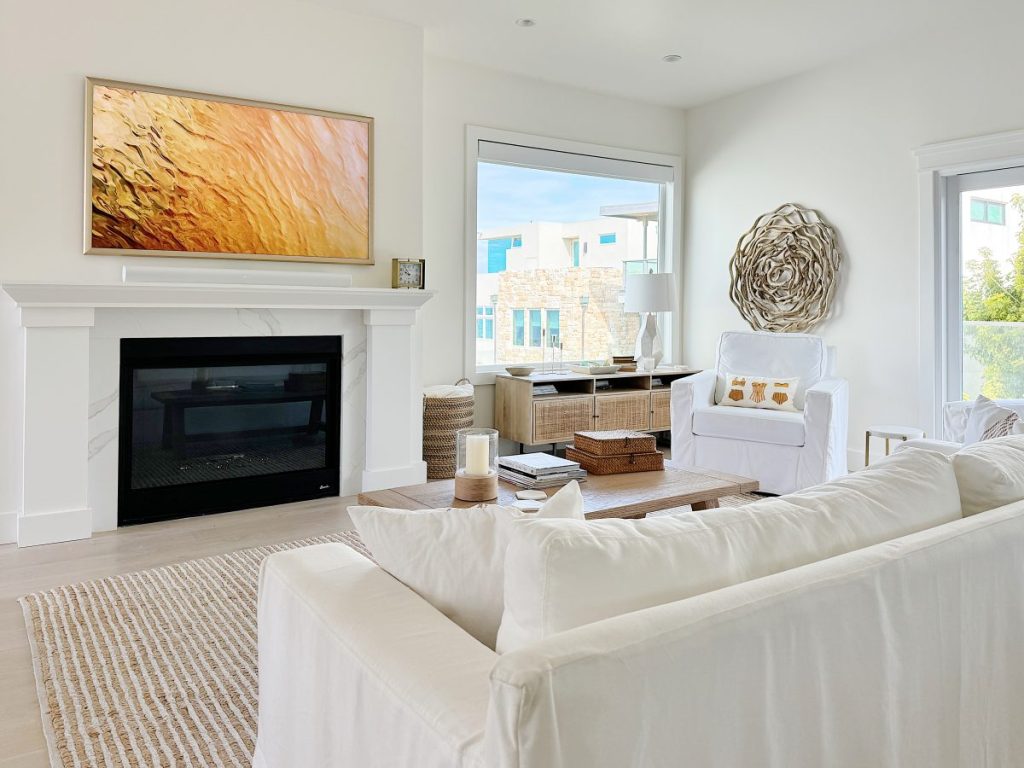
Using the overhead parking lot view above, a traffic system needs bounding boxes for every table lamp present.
[623,272,675,372]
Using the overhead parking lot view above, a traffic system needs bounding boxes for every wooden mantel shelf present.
[0,281,435,312]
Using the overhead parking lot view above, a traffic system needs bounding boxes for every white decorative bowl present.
[505,366,535,376]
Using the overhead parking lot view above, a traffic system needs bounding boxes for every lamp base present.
[454,470,499,502]
[634,313,664,372]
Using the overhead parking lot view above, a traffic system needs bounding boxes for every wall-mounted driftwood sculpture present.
[729,203,842,333]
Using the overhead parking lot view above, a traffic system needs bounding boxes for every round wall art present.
[729,203,842,333]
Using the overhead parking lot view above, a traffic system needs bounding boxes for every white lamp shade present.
[624,272,676,313]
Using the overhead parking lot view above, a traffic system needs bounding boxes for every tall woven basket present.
[422,380,475,480]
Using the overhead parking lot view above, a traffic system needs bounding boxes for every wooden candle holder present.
[454,470,499,502]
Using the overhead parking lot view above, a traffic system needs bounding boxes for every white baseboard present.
[0,510,16,544]
[18,507,93,548]
[361,462,428,493]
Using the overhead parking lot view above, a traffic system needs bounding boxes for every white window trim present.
[915,128,1024,437]
[464,125,683,385]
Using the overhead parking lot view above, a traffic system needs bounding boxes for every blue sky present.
[476,162,659,230]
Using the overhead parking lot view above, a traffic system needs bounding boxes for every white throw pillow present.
[952,435,1024,516]
[496,449,960,653]
[964,395,1019,444]
[717,372,799,412]
[349,480,584,648]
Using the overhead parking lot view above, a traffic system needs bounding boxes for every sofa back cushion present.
[496,449,961,653]
[714,331,826,409]
[952,435,1024,516]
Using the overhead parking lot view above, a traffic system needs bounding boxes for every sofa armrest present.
[668,371,717,469]
[894,438,962,457]
[798,377,849,486]
[254,543,494,768]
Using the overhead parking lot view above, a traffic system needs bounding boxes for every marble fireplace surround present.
[1,281,434,547]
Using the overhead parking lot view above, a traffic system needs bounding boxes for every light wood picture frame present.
[85,78,373,265]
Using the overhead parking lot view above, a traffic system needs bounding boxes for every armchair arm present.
[798,377,849,487]
[254,543,494,768]
[668,370,717,469]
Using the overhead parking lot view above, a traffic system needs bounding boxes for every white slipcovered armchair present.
[669,331,848,494]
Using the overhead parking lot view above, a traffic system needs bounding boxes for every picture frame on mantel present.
[84,77,374,265]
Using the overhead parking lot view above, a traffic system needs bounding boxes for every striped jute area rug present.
[20,493,760,768]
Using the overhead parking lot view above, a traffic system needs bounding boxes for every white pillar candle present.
[465,434,491,476]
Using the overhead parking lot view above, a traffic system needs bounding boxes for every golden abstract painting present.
[87,80,372,263]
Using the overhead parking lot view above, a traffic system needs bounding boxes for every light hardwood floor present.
[0,495,360,767]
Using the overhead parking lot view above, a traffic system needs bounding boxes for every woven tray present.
[573,430,657,457]
[566,446,664,475]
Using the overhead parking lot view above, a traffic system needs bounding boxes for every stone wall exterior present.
[491,267,640,365]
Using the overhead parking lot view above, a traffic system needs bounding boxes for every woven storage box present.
[573,430,657,457]
[566,445,664,475]
[422,381,475,480]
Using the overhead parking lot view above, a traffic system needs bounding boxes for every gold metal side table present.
[865,424,925,466]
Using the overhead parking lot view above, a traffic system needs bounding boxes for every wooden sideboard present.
[494,369,700,448]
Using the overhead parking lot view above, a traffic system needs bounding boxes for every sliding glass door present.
[945,166,1024,401]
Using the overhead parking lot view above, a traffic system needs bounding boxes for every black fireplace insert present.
[118,335,341,526]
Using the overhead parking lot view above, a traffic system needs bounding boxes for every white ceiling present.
[320,0,995,108]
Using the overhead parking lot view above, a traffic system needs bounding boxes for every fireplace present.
[118,335,341,525]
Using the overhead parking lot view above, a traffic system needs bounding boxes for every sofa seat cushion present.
[496,449,962,653]
[349,481,584,649]
[952,434,1024,516]
[692,405,805,447]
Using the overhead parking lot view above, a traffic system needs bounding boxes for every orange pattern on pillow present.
[718,372,800,412]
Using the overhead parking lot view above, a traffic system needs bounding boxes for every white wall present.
[422,56,686,424]
[683,27,1024,465]
[0,0,423,527]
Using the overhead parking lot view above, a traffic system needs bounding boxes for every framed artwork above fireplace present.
[85,78,373,264]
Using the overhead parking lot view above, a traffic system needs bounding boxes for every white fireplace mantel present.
[1,280,435,547]
[2,281,435,312]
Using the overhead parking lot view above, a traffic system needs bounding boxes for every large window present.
[945,167,1024,401]
[468,131,677,375]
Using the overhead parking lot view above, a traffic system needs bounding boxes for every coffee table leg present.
[691,498,719,511]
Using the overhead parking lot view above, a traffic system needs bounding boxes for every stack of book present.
[497,453,587,489]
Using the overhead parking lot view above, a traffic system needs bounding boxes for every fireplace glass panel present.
[118,335,340,526]
[130,363,328,489]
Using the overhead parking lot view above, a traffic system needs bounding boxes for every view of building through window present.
[960,185,1024,399]
[475,162,666,369]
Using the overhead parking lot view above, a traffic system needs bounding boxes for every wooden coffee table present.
[358,467,759,519]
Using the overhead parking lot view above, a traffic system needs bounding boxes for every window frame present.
[464,126,682,384]
[942,166,1024,406]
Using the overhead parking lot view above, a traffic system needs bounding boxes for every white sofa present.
[669,330,848,494]
[254,442,1024,768]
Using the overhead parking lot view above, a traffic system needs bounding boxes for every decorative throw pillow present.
[348,480,584,649]
[717,372,800,412]
[964,395,1019,444]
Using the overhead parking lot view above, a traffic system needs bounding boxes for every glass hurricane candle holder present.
[454,428,499,501]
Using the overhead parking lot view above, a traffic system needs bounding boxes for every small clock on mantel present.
[391,258,426,289]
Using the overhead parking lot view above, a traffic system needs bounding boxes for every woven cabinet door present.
[594,392,651,432]
[533,397,594,443]
[650,391,672,430]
